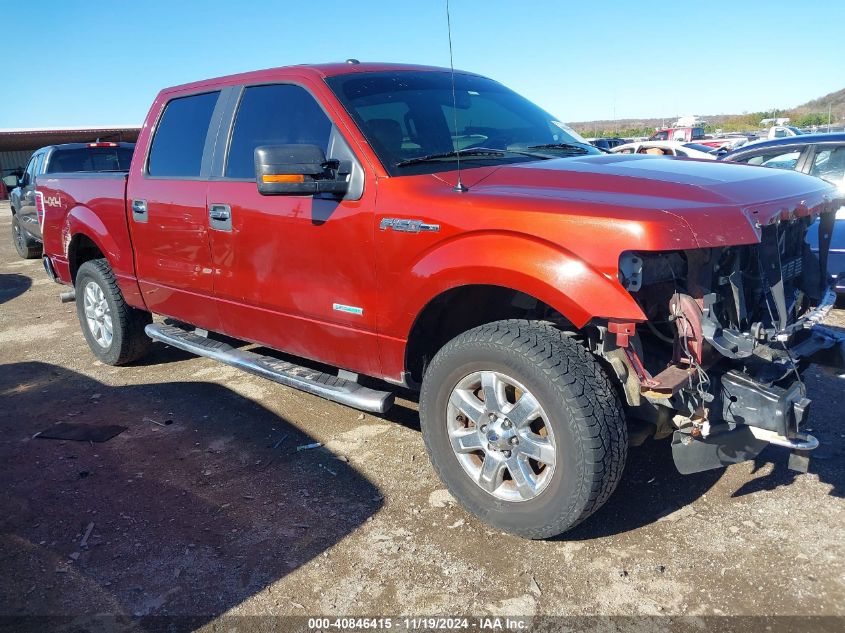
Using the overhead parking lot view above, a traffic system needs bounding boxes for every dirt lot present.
[1,200,844,628]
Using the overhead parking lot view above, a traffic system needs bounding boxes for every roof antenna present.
[446,0,468,193]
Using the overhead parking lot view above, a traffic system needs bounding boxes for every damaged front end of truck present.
[597,204,845,475]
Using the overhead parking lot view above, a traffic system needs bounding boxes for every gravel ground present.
[1,200,843,629]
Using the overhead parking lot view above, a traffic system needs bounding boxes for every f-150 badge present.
[379,218,440,233]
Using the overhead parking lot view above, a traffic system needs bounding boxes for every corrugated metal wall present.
[0,149,35,173]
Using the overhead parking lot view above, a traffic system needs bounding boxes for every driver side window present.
[225,84,333,179]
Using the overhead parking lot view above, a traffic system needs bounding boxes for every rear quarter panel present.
[39,174,144,308]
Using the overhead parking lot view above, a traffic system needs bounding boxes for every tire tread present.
[420,319,627,539]
[11,213,42,259]
[76,259,151,365]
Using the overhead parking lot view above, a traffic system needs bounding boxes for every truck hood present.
[436,154,840,248]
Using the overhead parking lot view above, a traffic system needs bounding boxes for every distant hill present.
[792,87,845,118]
[572,87,845,137]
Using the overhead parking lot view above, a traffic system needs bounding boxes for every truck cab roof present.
[160,62,478,95]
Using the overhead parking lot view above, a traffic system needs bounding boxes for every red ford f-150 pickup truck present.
[38,62,844,538]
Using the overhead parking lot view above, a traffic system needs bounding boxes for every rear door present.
[126,90,224,330]
[204,82,380,375]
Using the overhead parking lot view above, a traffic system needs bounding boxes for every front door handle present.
[209,203,232,231]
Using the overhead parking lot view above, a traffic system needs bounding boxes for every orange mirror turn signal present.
[261,174,306,183]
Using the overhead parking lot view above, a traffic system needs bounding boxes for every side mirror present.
[2,175,19,188]
[254,144,349,197]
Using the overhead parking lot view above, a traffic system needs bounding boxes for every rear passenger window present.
[48,148,134,173]
[148,91,219,177]
[226,84,332,179]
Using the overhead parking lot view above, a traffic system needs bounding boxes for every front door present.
[205,83,380,375]
[126,90,222,331]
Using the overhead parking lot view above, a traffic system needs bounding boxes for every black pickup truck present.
[6,142,134,258]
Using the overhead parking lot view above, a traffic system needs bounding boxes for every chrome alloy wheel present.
[83,280,113,348]
[446,371,557,502]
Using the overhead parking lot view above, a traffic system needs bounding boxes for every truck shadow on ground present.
[0,273,32,305]
[731,443,843,499]
[0,361,383,631]
[118,334,844,545]
[567,363,845,538]
[563,438,723,540]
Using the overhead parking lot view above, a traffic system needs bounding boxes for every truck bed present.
[39,172,142,308]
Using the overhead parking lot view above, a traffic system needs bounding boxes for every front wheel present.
[75,259,152,365]
[419,320,627,539]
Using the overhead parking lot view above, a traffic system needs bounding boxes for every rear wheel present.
[75,259,152,365]
[11,213,42,259]
[419,320,627,539]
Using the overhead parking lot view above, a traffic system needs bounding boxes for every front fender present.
[387,230,645,338]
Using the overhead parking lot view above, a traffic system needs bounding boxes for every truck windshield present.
[47,146,134,173]
[325,71,597,176]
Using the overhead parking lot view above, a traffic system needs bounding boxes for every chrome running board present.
[145,323,394,413]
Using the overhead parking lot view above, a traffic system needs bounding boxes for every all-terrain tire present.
[11,212,42,259]
[419,319,627,539]
[75,259,152,365]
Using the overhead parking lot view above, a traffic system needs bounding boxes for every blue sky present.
[3,0,842,128]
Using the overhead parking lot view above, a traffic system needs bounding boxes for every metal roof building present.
[0,126,140,197]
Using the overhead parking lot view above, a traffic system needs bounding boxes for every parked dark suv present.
[6,142,134,258]
[722,133,845,293]
[588,137,627,151]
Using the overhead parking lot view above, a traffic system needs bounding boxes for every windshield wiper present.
[396,148,507,167]
[526,143,591,154]
[395,146,564,167]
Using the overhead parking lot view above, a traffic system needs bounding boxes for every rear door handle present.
[209,203,232,231]
[209,205,230,221]
[131,199,148,223]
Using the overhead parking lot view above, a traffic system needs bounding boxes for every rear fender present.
[65,206,145,309]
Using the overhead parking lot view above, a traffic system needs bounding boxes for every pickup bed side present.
[39,173,145,309]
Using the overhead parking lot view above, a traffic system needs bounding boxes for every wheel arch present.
[62,206,147,310]
[67,231,106,283]
[395,233,646,382]
[63,205,141,300]
[404,284,565,383]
